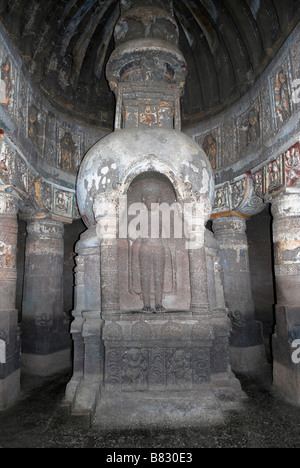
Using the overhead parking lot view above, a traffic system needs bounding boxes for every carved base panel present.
[103,312,214,391]
[104,344,211,392]
[98,313,243,426]
[67,310,244,425]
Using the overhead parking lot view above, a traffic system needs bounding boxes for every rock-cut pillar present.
[213,215,267,373]
[21,217,71,376]
[271,192,300,404]
[0,190,21,410]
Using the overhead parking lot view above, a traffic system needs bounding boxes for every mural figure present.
[0,57,12,109]
[275,69,291,123]
[60,131,77,172]
[0,159,9,185]
[140,106,157,126]
[247,110,260,146]
[28,105,45,153]
[202,134,217,169]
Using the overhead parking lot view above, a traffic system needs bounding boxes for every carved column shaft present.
[94,195,119,316]
[185,203,210,315]
[213,215,254,318]
[0,193,18,310]
[0,191,20,410]
[65,227,103,414]
[189,246,210,314]
[22,217,71,376]
[271,192,300,404]
[271,193,300,306]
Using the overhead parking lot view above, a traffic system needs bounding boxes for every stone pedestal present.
[271,192,300,404]
[21,217,71,376]
[213,215,266,373]
[0,190,20,410]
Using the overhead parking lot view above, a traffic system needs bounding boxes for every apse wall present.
[185,21,300,186]
[0,21,111,224]
[1,16,300,223]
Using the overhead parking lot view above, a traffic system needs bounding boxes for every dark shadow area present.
[247,207,276,364]
[0,369,299,448]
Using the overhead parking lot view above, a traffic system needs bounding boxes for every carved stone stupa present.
[65,0,244,428]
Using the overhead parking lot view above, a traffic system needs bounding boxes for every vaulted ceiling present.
[1,0,300,128]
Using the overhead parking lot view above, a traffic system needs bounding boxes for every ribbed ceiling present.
[1,0,300,128]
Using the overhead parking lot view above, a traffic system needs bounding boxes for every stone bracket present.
[212,174,264,219]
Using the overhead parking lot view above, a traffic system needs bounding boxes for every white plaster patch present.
[101,166,109,176]
[200,169,209,194]
[85,175,102,192]
[0,79,6,104]
[190,164,199,173]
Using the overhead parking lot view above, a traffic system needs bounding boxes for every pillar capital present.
[24,216,64,258]
[212,214,247,236]
[270,191,300,219]
[212,215,249,252]
[0,189,19,217]
[25,216,64,236]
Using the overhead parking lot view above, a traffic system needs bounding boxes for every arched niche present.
[119,171,191,312]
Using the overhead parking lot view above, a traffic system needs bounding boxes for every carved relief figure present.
[252,170,263,197]
[139,189,166,313]
[267,158,283,192]
[274,68,291,123]
[202,133,217,169]
[36,313,52,327]
[285,145,300,187]
[213,186,228,210]
[167,349,192,387]
[231,179,246,208]
[53,189,73,217]
[127,173,178,313]
[122,349,148,389]
[60,131,77,172]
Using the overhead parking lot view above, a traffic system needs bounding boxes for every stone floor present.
[0,368,299,448]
